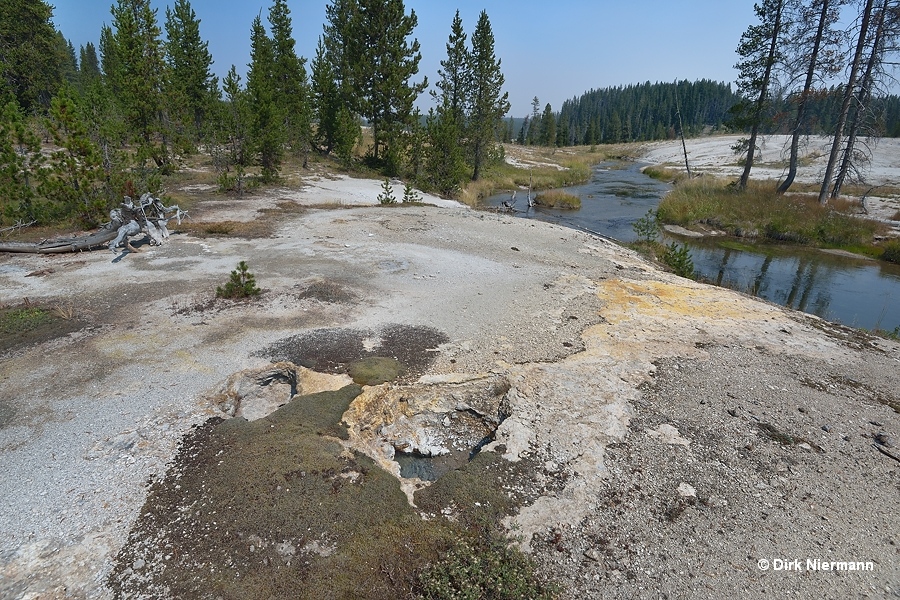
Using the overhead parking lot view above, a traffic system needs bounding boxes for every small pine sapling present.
[402,182,421,203]
[216,261,261,298]
[632,209,660,243]
[377,179,397,204]
[662,242,695,279]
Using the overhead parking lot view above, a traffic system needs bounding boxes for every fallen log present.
[0,227,118,254]
[0,194,185,254]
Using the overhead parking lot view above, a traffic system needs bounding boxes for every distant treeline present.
[519,80,900,147]
[767,87,900,139]
[556,80,740,145]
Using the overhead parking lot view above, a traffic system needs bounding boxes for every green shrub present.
[663,242,695,279]
[881,239,900,264]
[633,209,660,243]
[216,261,260,299]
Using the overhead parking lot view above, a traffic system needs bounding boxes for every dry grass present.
[657,177,886,248]
[172,220,274,239]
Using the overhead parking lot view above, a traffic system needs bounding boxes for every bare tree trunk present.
[819,0,876,205]
[674,80,692,179]
[0,229,118,254]
[739,2,784,190]
[778,0,832,194]
[832,0,888,198]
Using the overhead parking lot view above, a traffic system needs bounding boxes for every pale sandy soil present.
[186,173,464,224]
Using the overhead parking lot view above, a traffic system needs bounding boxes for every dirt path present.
[1,178,898,598]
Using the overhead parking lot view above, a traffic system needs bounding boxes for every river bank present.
[485,138,900,333]
[642,134,900,227]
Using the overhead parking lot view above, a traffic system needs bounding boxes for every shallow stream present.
[485,161,900,333]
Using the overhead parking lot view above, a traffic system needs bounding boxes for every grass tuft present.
[642,165,688,183]
[534,190,581,209]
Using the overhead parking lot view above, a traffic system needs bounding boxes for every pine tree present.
[311,37,339,154]
[425,102,468,195]
[79,43,101,90]
[77,38,126,190]
[347,0,427,173]
[268,0,312,167]
[40,86,108,225]
[0,0,64,112]
[832,0,892,199]
[776,0,843,194]
[56,34,79,88]
[818,0,876,203]
[434,10,470,125]
[526,96,540,145]
[517,115,529,145]
[246,15,283,182]
[314,0,361,162]
[164,0,217,146]
[212,65,251,194]
[0,101,42,222]
[311,35,359,164]
[425,10,470,190]
[468,11,509,181]
[504,117,515,143]
[107,0,171,170]
[539,103,556,147]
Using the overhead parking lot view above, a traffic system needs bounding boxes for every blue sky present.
[52,0,758,117]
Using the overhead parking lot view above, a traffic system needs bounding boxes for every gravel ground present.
[530,338,900,599]
[1,169,898,599]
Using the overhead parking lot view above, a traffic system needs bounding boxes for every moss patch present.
[109,384,437,597]
[348,356,406,385]
[110,384,559,599]
[0,303,84,354]
[416,450,565,527]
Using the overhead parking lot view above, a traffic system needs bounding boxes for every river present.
[485,160,900,334]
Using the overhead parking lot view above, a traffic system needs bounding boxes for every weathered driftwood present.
[0,194,186,254]
[0,227,118,254]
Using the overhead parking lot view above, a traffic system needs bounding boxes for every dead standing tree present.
[735,0,788,191]
[831,0,894,199]
[818,0,877,204]
[777,0,844,194]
